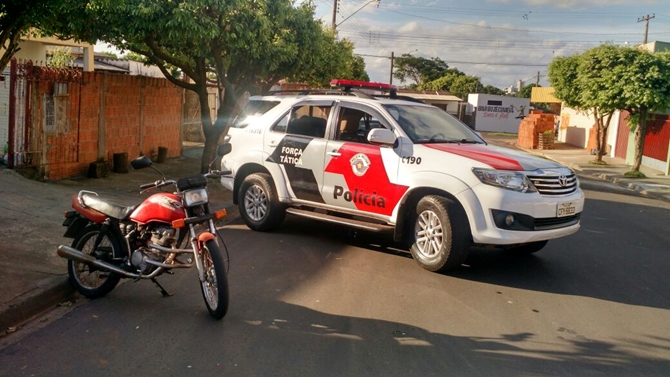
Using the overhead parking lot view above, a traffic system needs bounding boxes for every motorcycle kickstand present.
[151,278,173,297]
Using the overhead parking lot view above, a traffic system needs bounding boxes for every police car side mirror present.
[367,128,396,146]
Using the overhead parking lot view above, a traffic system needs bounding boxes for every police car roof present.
[249,93,430,107]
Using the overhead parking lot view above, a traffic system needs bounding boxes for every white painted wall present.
[467,94,530,133]
[558,106,621,154]
[0,67,9,150]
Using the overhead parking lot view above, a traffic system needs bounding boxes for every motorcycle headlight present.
[472,168,537,193]
[184,188,209,206]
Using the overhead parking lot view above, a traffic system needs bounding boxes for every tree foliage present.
[549,44,670,171]
[393,55,449,85]
[417,66,503,100]
[55,0,367,171]
[517,84,538,99]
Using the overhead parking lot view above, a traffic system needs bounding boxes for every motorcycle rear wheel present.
[68,225,121,298]
[199,239,229,319]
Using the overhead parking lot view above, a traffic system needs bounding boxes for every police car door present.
[322,102,406,219]
[264,100,332,204]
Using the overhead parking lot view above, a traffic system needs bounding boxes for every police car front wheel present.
[238,173,286,231]
[410,195,470,273]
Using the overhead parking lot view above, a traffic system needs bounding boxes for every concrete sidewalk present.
[1,137,669,337]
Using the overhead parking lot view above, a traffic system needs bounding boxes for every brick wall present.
[517,111,555,149]
[43,72,183,180]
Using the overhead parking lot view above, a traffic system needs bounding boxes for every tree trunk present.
[199,85,237,173]
[593,109,604,161]
[631,107,649,173]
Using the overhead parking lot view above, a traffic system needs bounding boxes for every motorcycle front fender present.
[197,232,216,246]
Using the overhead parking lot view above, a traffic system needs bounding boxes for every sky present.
[313,0,670,90]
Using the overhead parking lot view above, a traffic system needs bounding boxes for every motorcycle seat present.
[81,193,136,220]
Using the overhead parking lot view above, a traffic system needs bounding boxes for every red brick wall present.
[42,72,183,180]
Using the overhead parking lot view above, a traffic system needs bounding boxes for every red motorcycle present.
[57,144,232,319]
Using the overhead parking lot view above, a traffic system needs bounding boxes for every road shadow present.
[234,193,670,311]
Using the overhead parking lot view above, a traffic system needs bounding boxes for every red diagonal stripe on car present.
[325,143,408,216]
[424,144,524,170]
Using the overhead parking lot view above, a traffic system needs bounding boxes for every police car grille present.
[527,173,577,195]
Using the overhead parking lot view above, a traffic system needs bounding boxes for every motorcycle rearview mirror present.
[131,155,166,181]
[217,143,232,157]
[131,156,152,170]
[207,143,233,171]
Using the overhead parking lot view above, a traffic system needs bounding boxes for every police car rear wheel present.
[239,173,286,231]
[410,195,469,272]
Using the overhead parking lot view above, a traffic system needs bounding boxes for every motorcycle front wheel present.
[199,239,229,319]
[68,225,121,298]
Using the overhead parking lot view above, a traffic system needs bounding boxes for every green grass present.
[624,170,646,178]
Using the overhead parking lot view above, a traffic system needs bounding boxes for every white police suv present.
[220,80,584,272]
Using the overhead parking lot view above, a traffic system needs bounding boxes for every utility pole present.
[536,71,540,86]
[332,0,338,31]
[389,51,394,85]
[638,14,655,44]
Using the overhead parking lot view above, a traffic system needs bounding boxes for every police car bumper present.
[458,185,585,245]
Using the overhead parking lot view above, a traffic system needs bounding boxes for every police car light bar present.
[330,79,397,92]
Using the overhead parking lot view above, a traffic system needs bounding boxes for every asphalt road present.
[1,178,670,377]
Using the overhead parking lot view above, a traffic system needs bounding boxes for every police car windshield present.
[383,104,484,144]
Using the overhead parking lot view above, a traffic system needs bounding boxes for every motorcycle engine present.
[151,226,177,247]
[130,248,163,274]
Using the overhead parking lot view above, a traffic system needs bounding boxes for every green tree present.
[482,85,505,96]
[549,52,615,163]
[550,44,670,171]
[590,46,670,174]
[517,84,538,99]
[57,0,341,171]
[0,1,69,70]
[393,55,449,86]
[47,47,73,68]
[122,51,146,62]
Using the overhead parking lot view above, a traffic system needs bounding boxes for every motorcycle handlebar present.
[139,179,177,193]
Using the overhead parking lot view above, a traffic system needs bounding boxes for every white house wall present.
[467,94,530,133]
[558,107,592,148]
[0,67,9,149]
[559,106,621,155]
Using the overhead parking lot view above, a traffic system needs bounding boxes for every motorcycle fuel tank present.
[130,193,185,225]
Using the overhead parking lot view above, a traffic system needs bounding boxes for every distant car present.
[220,80,584,273]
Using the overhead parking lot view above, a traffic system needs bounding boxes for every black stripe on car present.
[267,136,325,203]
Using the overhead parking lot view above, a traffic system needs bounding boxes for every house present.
[395,90,463,117]
[1,35,185,179]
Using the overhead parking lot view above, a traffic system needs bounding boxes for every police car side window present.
[337,108,383,144]
[272,113,289,133]
[284,105,330,138]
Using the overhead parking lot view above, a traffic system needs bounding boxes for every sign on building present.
[467,94,530,133]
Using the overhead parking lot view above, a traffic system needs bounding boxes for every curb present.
[0,275,74,337]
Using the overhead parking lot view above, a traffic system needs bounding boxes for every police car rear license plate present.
[557,202,576,218]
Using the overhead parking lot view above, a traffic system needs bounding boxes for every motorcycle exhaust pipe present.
[57,245,141,279]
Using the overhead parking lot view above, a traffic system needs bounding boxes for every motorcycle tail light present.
[184,188,209,206]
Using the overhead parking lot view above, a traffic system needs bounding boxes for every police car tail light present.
[472,168,537,193]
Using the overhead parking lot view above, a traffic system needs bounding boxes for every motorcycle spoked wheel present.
[67,225,121,298]
[199,239,229,319]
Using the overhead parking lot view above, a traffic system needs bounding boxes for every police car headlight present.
[184,188,209,206]
[472,169,537,193]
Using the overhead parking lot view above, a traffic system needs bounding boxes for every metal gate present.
[7,59,81,169]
